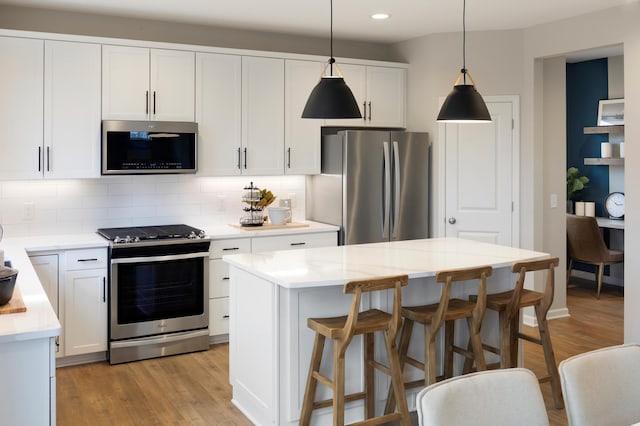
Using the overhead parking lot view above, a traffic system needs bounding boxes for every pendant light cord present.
[329,0,335,76]
[462,0,467,84]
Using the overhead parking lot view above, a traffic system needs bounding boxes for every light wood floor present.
[57,280,623,426]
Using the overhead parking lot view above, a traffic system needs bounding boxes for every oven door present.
[110,246,209,341]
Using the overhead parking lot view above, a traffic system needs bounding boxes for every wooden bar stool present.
[384,265,492,414]
[299,275,411,426]
[466,257,564,409]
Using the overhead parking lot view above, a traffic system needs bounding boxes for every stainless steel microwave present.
[101,120,197,175]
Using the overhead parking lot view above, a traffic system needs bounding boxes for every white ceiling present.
[0,0,635,43]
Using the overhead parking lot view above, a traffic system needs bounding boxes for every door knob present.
[448,217,457,224]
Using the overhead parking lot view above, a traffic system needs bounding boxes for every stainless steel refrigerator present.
[306,129,429,245]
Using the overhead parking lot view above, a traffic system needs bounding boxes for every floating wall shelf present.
[583,125,624,135]
[584,158,624,166]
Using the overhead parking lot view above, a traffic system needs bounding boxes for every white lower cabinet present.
[29,248,108,359]
[209,230,338,339]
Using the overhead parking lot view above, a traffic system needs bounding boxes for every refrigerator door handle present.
[383,141,391,238]
[392,141,400,238]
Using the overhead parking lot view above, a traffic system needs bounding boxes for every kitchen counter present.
[224,238,549,425]
[203,220,339,239]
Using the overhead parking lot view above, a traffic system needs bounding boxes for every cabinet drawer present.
[210,238,251,259]
[65,248,108,271]
[209,297,230,336]
[251,232,337,253]
[209,259,230,299]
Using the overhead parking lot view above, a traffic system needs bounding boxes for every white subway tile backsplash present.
[0,176,306,237]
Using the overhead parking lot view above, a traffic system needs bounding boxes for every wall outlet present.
[550,193,558,209]
[23,201,35,221]
[216,194,226,212]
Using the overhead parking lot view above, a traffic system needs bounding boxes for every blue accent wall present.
[566,58,609,216]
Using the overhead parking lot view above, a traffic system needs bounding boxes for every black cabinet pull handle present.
[222,247,240,251]
[287,147,291,168]
[363,101,367,121]
[243,148,248,169]
[102,277,106,303]
[368,101,372,121]
[145,90,149,114]
[77,258,98,262]
[237,147,241,169]
[153,91,156,115]
[223,315,230,319]
[222,277,230,280]
[290,242,306,246]
[37,147,42,172]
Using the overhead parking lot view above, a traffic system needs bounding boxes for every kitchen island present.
[224,238,549,426]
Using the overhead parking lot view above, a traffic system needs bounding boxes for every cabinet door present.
[209,297,230,336]
[285,60,323,175]
[150,49,195,122]
[64,270,108,356]
[44,41,102,179]
[196,52,242,176]
[102,45,150,120]
[0,37,44,180]
[324,63,366,127]
[366,66,406,128]
[242,56,285,175]
[30,254,63,357]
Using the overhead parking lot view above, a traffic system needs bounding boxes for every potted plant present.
[566,167,589,213]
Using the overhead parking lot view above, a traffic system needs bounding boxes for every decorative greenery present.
[566,167,589,200]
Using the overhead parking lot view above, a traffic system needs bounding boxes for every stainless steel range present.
[97,224,210,364]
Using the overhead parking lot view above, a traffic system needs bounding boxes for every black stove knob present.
[188,231,197,239]
[114,236,121,244]
[198,230,206,238]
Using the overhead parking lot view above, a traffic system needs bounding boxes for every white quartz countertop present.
[0,243,61,342]
[223,238,550,289]
[0,221,337,341]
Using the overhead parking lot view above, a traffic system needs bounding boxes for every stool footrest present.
[403,355,425,371]
[518,332,542,345]
[370,359,391,376]
[311,371,333,389]
[311,392,367,410]
[482,343,501,355]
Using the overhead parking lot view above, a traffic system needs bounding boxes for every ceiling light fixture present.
[371,13,390,20]
[437,0,491,123]
[302,0,362,119]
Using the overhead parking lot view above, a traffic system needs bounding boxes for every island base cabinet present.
[0,337,55,425]
[229,267,512,425]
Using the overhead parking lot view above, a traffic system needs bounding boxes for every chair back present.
[508,257,559,321]
[342,275,409,343]
[566,214,609,263]
[432,265,492,332]
[416,368,549,426]
[559,344,640,426]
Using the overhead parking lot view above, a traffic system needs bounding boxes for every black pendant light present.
[437,0,491,123]
[302,0,362,119]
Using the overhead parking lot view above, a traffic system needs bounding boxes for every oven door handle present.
[111,251,210,264]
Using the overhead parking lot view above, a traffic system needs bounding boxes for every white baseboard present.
[571,270,624,287]
[523,307,570,327]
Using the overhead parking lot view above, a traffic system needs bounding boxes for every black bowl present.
[0,267,19,306]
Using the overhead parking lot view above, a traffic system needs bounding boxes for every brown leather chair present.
[566,214,623,298]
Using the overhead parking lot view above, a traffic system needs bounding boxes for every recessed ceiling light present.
[371,13,390,20]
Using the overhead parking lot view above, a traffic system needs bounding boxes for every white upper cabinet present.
[196,52,242,176]
[241,56,285,175]
[44,40,101,179]
[285,59,323,175]
[0,37,44,180]
[326,64,406,128]
[0,37,101,180]
[102,45,195,121]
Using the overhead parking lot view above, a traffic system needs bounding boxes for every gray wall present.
[0,4,399,62]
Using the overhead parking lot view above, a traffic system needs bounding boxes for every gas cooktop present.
[97,224,206,244]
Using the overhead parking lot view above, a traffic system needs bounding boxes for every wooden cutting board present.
[230,222,310,231]
[0,286,27,315]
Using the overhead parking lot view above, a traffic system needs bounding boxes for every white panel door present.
[0,37,44,179]
[285,59,323,175]
[102,45,150,120]
[242,56,285,175]
[444,101,514,245]
[366,66,406,128]
[195,52,242,176]
[44,40,102,179]
[64,270,108,356]
[150,49,195,121]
